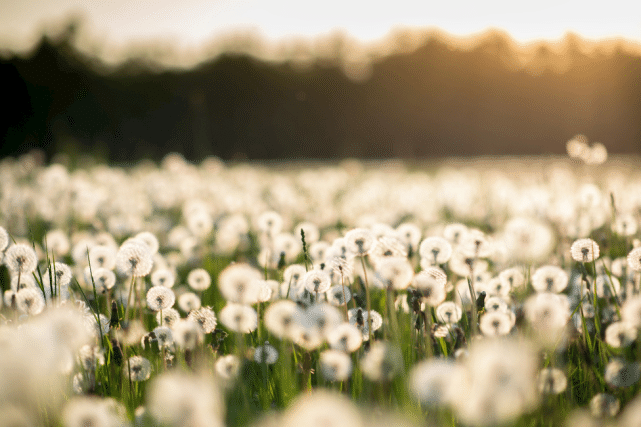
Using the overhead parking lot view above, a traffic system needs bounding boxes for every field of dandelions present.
[3,137,641,427]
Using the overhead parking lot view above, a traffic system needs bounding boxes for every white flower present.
[219,303,258,333]
[116,240,153,277]
[571,238,600,263]
[319,350,352,381]
[146,286,176,311]
[4,243,38,275]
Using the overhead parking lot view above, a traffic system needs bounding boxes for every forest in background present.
[1,24,640,163]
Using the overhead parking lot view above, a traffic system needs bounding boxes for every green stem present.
[360,256,373,342]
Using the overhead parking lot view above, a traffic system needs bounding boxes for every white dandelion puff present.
[187,306,218,333]
[5,243,38,275]
[116,240,153,277]
[319,349,353,381]
[187,268,211,291]
[219,303,258,333]
[571,238,600,263]
[146,286,176,311]
[124,356,152,382]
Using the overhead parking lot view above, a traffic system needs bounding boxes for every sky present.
[2,0,641,63]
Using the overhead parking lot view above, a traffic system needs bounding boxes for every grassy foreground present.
[1,149,641,426]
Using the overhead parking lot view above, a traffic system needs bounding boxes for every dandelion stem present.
[360,256,373,343]
[124,275,136,322]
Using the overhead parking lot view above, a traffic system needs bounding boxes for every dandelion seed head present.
[360,341,403,382]
[44,261,73,288]
[571,238,600,263]
[186,268,211,291]
[328,237,349,260]
[498,267,525,289]
[567,134,589,158]
[348,307,382,340]
[326,255,354,283]
[524,292,570,347]
[78,344,105,371]
[215,354,241,386]
[326,285,352,307]
[293,325,324,350]
[186,207,213,238]
[302,303,343,338]
[16,288,45,316]
[146,286,176,311]
[5,244,38,275]
[409,358,457,405]
[12,273,37,292]
[214,214,250,254]
[369,236,407,266]
[419,236,453,267]
[151,268,175,288]
[604,321,637,348]
[63,397,125,427]
[502,217,555,263]
[374,257,413,290]
[443,223,468,246]
[412,268,447,306]
[604,359,640,388]
[256,210,284,237]
[590,393,620,417]
[44,229,70,258]
[484,276,511,298]
[303,269,332,294]
[218,263,262,304]
[479,310,514,337]
[309,241,330,265]
[152,326,174,348]
[537,367,568,395]
[435,301,463,324]
[172,319,204,350]
[326,322,363,352]
[187,306,217,333]
[254,342,279,364]
[85,267,116,295]
[344,228,375,257]
[0,226,10,252]
[613,213,638,237]
[219,303,258,333]
[627,247,641,272]
[450,337,539,426]
[273,232,302,264]
[280,391,363,427]
[134,231,159,255]
[124,356,152,382]
[484,296,510,313]
[113,320,147,346]
[459,229,493,259]
[621,296,641,328]
[147,371,224,427]
[395,222,422,254]
[319,349,353,381]
[85,313,110,338]
[531,265,569,293]
[115,240,153,277]
[595,274,620,298]
[178,292,201,313]
[264,300,303,340]
[283,264,307,287]
[156,307,180,328]
[448,251,489,277]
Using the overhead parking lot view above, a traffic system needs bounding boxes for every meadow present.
[2,140,641,427]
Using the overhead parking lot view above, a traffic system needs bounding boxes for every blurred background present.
[1,0,641,163]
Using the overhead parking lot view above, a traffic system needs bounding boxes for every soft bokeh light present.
[2,0,641,64]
